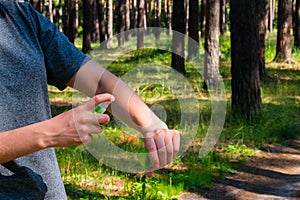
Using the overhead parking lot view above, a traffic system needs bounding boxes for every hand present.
[143,129,180,178]
[45,93,114,148]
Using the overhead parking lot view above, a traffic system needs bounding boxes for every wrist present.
[140,118,168,135]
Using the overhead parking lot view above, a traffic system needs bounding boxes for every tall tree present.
[154,0,162,39]
[107,0,114,47]
[145,0,151,35]
[116,0,126,48]
[137,0,145,49]
[91,0,100,43]
[200,0,207,37]
[275,0,293,63]
[97,0,106,49]
[204,0,220,90]
[230,0,262,119]
[220,0,226,35]
[171,0,186,74]
[58,0,63,32]
[30,0,44,14]
[82,0,92,53]
[269,0,276,32]
[165,0,172,35]
[295,0,300,48]
[257,0,269,78]
[47,0,54,22]
[125,0,131,41]
[187,0,200,60]
[64,0,78,44]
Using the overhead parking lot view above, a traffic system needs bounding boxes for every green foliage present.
[52,33,300,199]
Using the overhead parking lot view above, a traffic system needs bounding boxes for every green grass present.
[51,31,300,199]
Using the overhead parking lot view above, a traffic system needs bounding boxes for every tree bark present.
[131,0,138,36]
[58,0,63,32]
[47,0,54,22]
[97,0,107,49]
[165,0,172,35]
[91,0,100,43]
[117,0,126,48]
[171,0,186,74]
[82,0,92,53]
[107,0,113,47]
[269,0,275,32]
[154,0,162,39]
[137,0,145,49]
[204,0,220,90]
[220,0,226,35]
[200,0,207,38]
[230,0,262,119]
[295,0,300,48]
[125,0,131,41]
[30,0,44,14]
[145,0,151,35]
[64,0,77,44]
[187,0,200,60]
[275,0,293,63]
[257,0,269,78]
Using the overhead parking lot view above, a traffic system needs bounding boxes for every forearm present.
[0,121,48,164]
[69,60,167,134]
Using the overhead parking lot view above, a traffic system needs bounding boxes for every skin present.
[0,60,180,177]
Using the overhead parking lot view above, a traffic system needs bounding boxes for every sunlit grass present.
[51,31,300,199]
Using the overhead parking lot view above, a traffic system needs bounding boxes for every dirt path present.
[179,140,300,200]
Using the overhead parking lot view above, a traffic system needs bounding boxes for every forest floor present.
[179,139,300,200]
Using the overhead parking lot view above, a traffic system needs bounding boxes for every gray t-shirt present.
[0,0,89,199]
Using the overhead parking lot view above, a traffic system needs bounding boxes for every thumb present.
[83,93,115,111]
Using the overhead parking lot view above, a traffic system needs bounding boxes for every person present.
[0,0,180,199]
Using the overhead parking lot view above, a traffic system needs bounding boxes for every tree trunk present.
[257,0,269,78]
[116,0,126,48]
[131,0,138,36]
[97,0,107,49]
[58,0,63,32]
[200,0,207,38]
[220,0,226,35]
[30,0,44,14]
[275,0,293,63]
[171,0,186,74]
[295,0,300,48]
[82,0,92,53]
[125,0,131,41]
[107,0,113,47]
[47,0,54,22]
[91,0,100,43]
[204,0,220,90]
[187,0,200,60]
[64,0,77,44]
[145,0,151,35]
[154,0,161,39]
[230,0,262,119]
[165,0,172,35]
[137,0,145,49]
[269,0,275,32]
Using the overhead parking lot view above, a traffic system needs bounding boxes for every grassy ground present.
[51,32,300,199]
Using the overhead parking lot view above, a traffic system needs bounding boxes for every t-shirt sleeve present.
[28,4,90,90]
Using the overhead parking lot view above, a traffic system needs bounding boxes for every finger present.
[145,138,159,169]
[83,93,115,111]
[164,133,173,164]
[172,131,180,156]
[155,134,167,167]
[80,134,93,143]
[95,114,110,125]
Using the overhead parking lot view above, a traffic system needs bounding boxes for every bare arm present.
[67,60,180,172]
[0,94,113,164]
